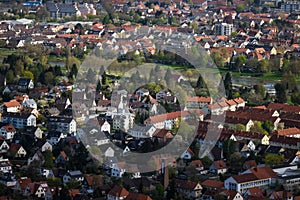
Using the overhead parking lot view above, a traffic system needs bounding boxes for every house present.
[39,141,52,152]
[174,179,202,199]
[17,78,34,91]
[22,99,37,110]
[2,100,21,113]
[55,151,69,165]
[201,179,224,192]
[180,148,195,160]
[1,112,36,129]
[0,125,16,140]
[0,140,9,153]
[128,124,156,138]
[269,191,293,200]
[24,182,48,198]
[186,96,212,109]
[269,135,300,150]
[14,177,32,192]
[63,170,84,183]
[156,89,172,101]
[98,119,111,134]
[210,160,227,174]
[277,168,300,193]
[124,192,152,200]
[243,160,257,170]
[46,131,67,145]
[23,127,43,139]
[152,129,174,144]
[224,166,277,193]
[27,150,45,166]
[107,185,129,200]
[243,187,265,199]
[111,162,126,178]
[83,175,103,190]
[275,127,300,138]
[8,143,27,158]
[47,116,76,134]
[136,88,150,97]
[40,169,55,178]
[218,190,244,200]
[0,158,12,173]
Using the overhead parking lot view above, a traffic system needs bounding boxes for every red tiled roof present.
[186,96,212,103]
[124,192,152,200]
[275,127,300,136]
[233,173,258,183]
[146,110,203,124]
[18,177,32,191]
[2,125,16,132]
[213,160,227,169]
[174,179,201,191]
[268,102,300,113]
[249,166,277,179]
[108,185,129,197]
[201,179,223,189]
[4,100,21,108]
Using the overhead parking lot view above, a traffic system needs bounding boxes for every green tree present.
[265,154,284,166]
[222,139,236,160]
[262,120,274,134]
[224,72,233,99]
[43,150,54,169]
[15,59,24,76]
[254,84,266,98]
[236,4,246,13]
[274,83,287,103]
[250,121,268,135]
[22,71,34,81]
[6,69,15,83]
[236,124,246,131]
[291,92,300,105]
[234,55,246,71]
[43,72,54,85]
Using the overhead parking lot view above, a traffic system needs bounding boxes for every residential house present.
[111,162,126,178]
[98,119,111,134]
[269,191,293,200]
[14,177,32,193]
[107,185,129,200]
[0,140,9,153]
[46,131,67,145]
[1,112,36,129]
[180,148,195,160]
[39,141,52,152]
[275,127,300,138]
[269,135,300,150]
[55,151,69,165]
[128,124,156,138]
[186,96,212,109]
[8,143,27,158]
[0,158,12,173]
[174,179,202,199]
[24,182,48,198]
[218,190,244,200]
[278,169,300,193]
[2,100,21,113]
[27,150,45,166]
[47,116,76,134]
[0,125,16,140]
[17,78,34,91]
[124,193,152,200]
[210,160,227,174]
[63,170,84,183]
[83,175,103,191]
[224,166,277,193]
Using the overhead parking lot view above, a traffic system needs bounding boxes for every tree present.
[250,121,268,135]
[15,59,24,76]
[236,4,246,13]
[254,84,266,98]
[224,72,233,99]
[236,124,246,131]
[22,71,34,81]
[222,139,236,160]
[265,154,284,166]
[196,74,206,88]
[291,92,300,105]
[201,156,213,169]
[230,152,243,172]
[257,59,269,73]
[43,150,54,169]
[101,71,108,86]
[262,120,274,134]
[43,72,54,85]
[234,55,246,71]
[274,83,287,103]
[6,69,14,83]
